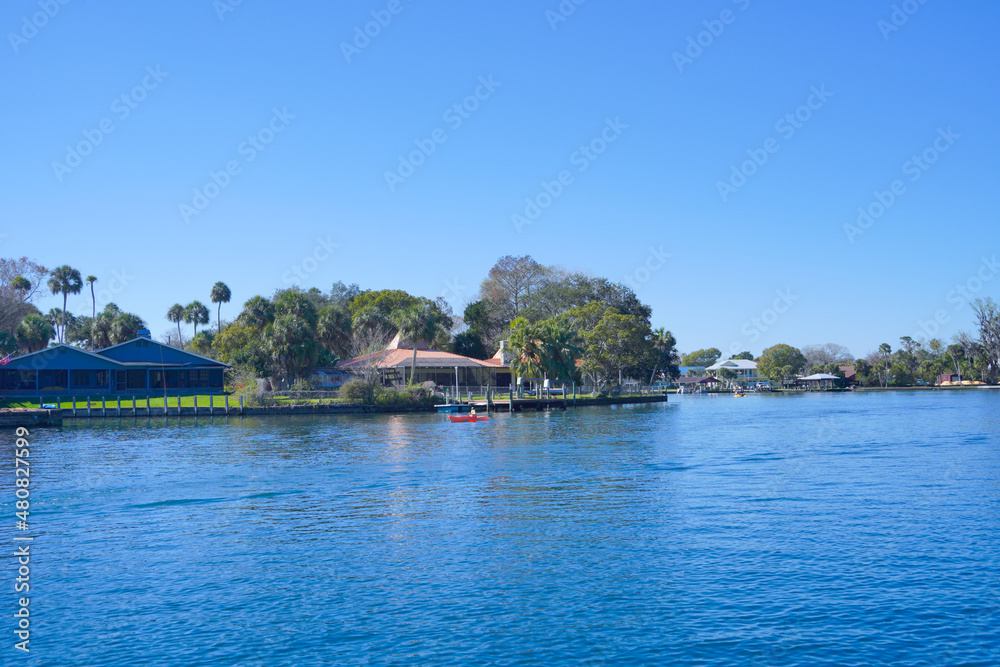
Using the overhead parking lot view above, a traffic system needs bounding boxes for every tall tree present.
[757,344,807,384]
[970,298,1000,384]
[267,314,320,385]
[239,296,276,332]
[166,304,185,346]
[110,312,146,344]
[184,301,210,338]
[681,348,722,368]
[393,303,447,384]
[877,343,893,387]
[648,327,681,384]
[801,343,854,370]
[210,281,232,334]
[538,319,584,380]
[86,275,97,318]
[0,257,49,336]
[12,277,31,302]
[479,255,546,325]
[507,318,545,380]
[47,265,83,343]
[317,305,352,360]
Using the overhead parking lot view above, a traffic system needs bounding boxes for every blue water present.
[8,391,1000,665]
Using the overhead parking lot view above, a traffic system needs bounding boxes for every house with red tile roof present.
[338,333,511,388]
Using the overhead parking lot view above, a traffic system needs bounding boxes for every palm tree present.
[648,327,679,385]
[110,312,146,345]
[184,301,210,338]
[239,296,275,332]
[210,282,231,334]
[86,276,97,318]
[91,310,115,350]
[16,314,55,353]
[507,318,545,380]
[166,304,185,346]
[539,319,583,380]
[47,265,83,343]
[393,304,445,384]
[12,277,31,302]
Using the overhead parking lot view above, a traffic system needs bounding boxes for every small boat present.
[435,404,469,413]
[448,415,490,423]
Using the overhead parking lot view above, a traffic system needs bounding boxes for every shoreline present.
[0,395,672,427]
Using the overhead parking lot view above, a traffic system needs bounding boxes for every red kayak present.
[448,415,490,423]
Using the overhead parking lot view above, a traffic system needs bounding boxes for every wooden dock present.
[473,394,669,412]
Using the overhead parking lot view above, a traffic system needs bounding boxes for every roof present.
[707,359,758,371]
[1,344,128,370]
[801,373,840,381]
[339,347,499,370]
[97,336,229,367]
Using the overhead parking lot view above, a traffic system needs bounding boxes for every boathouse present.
[0,330,229,397]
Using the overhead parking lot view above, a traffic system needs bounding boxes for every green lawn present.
[0,395,236,410]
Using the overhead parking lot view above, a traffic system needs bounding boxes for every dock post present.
[210,394,214,415]
[88,396,92,417]
[239,395,244,414]
[147,396,150,415]
[225,394,230,413]
[102,397,106,416]
[117,397,121,417]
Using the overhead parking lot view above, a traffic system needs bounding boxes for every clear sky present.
[3,0,998,359]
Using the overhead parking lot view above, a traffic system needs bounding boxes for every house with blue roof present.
[0,330,229,397]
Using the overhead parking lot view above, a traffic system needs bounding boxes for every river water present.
[10,391,1000,665]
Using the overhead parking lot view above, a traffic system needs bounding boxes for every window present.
[2,370,36,391]
[71,370,109,389]
[38,370,68,391]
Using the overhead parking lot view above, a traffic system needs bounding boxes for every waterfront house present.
[338,333,511,389]
[0,330,229,398]
[706,359,761,384]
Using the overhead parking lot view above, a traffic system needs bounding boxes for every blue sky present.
[3,0,998,358]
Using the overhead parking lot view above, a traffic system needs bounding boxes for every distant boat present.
[448,415,489,423]
[435,404,470,413]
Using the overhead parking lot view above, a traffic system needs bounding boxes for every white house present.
[706,359,760,384]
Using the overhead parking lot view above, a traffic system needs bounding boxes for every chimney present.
[137,329,151,339]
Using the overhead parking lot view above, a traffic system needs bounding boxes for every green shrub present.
[341,380,378,404]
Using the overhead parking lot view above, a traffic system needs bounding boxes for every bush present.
[341,380,378,404]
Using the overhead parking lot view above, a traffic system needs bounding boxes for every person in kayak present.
[470,406,477,417]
